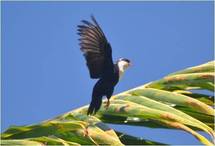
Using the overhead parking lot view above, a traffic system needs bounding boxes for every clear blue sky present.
[2,1,213,145]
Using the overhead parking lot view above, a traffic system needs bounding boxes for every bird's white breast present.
[117,61,128,78]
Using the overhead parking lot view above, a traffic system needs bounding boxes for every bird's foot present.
[83,127,89,137]
[104,99,110,110]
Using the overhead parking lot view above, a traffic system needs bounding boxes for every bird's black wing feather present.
[78,16,114,79]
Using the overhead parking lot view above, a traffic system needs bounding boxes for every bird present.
[77,16,131,115]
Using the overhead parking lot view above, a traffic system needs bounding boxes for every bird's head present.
[117,58,131,72]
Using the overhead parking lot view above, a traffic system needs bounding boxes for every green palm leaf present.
[1,61,214,145]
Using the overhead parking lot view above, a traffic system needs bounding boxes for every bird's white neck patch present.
[117,60,129,78]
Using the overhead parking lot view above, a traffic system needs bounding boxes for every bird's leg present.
[104,99,110,110]
[83,126,89,137]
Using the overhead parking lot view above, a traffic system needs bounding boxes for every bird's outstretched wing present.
[78,16,114,79]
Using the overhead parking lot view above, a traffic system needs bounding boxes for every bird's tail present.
[87,96,102,115]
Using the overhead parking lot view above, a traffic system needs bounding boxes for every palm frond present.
[1,61,214,145]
